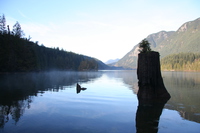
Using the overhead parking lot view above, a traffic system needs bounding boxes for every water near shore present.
[0,70,200,133]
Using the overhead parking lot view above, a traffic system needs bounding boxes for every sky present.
[1,0,200,62]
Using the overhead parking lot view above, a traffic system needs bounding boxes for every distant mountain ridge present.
[105,58,120,64]
[114,17,200,69]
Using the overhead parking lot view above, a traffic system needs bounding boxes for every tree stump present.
[137,51,170,100]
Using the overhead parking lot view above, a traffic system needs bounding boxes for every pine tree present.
[138,39,151,53]
[0,14,6,34]
[12,21,24,38]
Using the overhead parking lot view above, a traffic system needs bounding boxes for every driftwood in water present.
[76,83,87,94]
[137,51,170,100]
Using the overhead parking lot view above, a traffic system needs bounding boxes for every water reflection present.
[118,71,200,124]
[97,71,200,125]
[162,71,200,123]
[0,97,33,128]
[105,71,200,130]
[0,71,102,128]
[0,71,200,132]
[136,99,168,133]
[101,70,139,93]
[136,84,170,133]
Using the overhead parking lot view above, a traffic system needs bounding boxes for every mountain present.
[114,17,200,69]
[105,58,120,64]
[154,17,200,58]
[114,31,174,69]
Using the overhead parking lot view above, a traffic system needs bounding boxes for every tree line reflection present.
[163,72,200,123]
[0,71,200,129]
[0,71,102,128]
[103,71,200,124]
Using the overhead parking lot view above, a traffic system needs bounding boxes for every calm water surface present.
[0,70,200,133]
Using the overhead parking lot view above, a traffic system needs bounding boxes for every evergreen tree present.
[0,14,6,34]
[138,39,151,53]
[12,21,24,38]
[161,53,200,71]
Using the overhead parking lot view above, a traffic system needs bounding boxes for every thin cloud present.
[18,10,29,19]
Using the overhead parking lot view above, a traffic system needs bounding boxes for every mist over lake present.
[0,70,200,133]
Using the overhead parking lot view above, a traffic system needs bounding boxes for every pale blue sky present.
[1,0,200,62]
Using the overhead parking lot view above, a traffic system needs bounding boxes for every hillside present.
[0,34,103,72]
[114,17,200,69]
[154,17,200,58]
[115,31,175,68]
[105,58,119,65]
[0,15,113,72]
[161,53,200,71]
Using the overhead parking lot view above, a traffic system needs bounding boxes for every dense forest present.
[161,53,200,71]
[0,14,103,72]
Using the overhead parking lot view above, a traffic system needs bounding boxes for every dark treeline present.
[0,14,100,72]
[161,52,200,71]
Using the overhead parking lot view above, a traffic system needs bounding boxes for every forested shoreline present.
[0,14,101,72]
[0,33,100,72]
[161,53,200,71]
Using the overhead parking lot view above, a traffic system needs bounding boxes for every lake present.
[0,70,200,133]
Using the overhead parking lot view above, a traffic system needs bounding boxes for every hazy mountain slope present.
[115,31,174,68]
[115,44,139,69]
[115,17,200,69]
[105,58,120,64]
[147,31,175,48]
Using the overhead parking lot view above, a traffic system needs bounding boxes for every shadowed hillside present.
[0,14,115,72]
